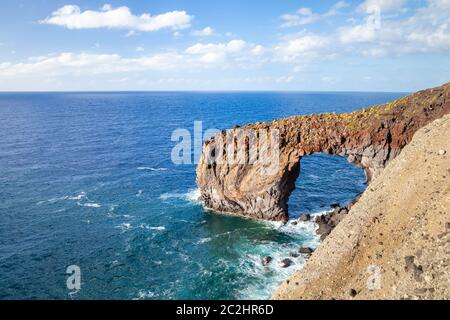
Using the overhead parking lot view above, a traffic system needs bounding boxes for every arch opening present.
[287,153,367,219]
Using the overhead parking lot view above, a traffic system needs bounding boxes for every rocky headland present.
[196,82,450,299]
[273,113,450,300]
[197,83,450,222]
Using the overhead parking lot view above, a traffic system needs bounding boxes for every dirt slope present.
[273,114,450,300]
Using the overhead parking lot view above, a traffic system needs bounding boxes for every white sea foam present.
[196,237,212,244]
[271,220,320,238]
[237,246,307,300]
[159,188,201,204]
[68,192,86,200]
[137,167,168,172]
[115,223,132,232]
[37,191,91,205]
[37,198,58,205]
[185,189,201,203]
[37,191,87,205]
[135,290,156,300]
[234,214,322,299]
[139,224,166,231]
[79,202,101,208]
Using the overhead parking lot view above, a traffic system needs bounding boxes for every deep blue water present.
[0,91,405,300]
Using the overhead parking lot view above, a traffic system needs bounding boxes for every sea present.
[0,91,406,299]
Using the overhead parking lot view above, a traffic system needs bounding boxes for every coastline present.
[273,114,450,300]
[193,82,449,300]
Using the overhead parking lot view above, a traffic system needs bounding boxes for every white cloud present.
[0,39,267,79]
[184,40,252,63]
[275,0,450,62]
[339,0,450,54]
[338,23,377,43]
[280,8,319,28]
[251,45,265,56]
[191,26,214,36]
[362,47,388,57]
[0,52,185,77]
[321,76,335,83]
[293,65,304,73]
[358,0,408,13]
[40,4,193,32]
[280,2,350,28]
[275,75,294,83]
[3,1,450,90]
[125,30,137,37]
[226,39,247,53]
[325,1,349,16]
[274,35,329,62]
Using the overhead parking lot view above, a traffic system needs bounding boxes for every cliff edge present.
[273,114,450,300]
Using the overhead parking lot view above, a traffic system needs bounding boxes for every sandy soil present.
[273,114,450,300]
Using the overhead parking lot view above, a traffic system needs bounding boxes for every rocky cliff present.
[196,83,450,221]
[273,114,450,300]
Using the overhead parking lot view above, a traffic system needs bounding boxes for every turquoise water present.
[0,92,405,300]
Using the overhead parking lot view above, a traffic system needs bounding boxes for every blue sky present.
[0,0,449,91]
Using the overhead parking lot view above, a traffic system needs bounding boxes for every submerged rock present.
[330,203,341,209]
[279,258,293,268]
[299,214,311,222]
[315,202,354,240]
[262,256,273,266]
[299,247,314,255]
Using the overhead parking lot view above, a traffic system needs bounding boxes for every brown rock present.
[299,214,311,222]
[279,258,293,268]
[299,247,314,254]
[262,256,272,266]
[330,203,341,209]
[197,83,450,221]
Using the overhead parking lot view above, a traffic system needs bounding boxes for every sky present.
[0,0,449,91]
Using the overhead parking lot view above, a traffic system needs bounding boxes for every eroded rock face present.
[196,83,450,221]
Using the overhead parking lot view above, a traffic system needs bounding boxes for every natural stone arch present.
[196,83,450,221]
[287,153,366,217]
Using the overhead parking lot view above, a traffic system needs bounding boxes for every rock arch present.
[196,83,450,221]
[287,153,366,216]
